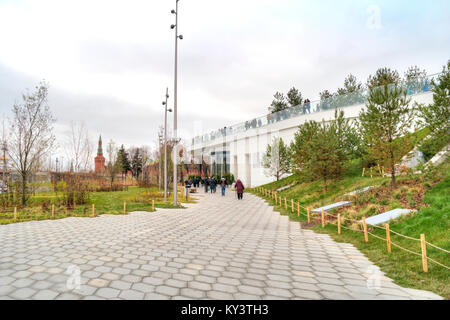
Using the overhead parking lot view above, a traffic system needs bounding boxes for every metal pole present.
[164,87,169,202]
[173,0,179,206]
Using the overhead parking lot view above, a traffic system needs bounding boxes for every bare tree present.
[65,121,93,172]
[106,139,119,188]
[8,81,56,205]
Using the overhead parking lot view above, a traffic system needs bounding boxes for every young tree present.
[269,92,288,113]
[262,137,291,181]
[416,60,450,159]
[367,67,400,89]
[290,110,355,193]
[106,140,120,188]
[359,68,414,188]
[404,65,427,94]
[319,90,333,110]
[336,74,366,106]
[8,81,56,205]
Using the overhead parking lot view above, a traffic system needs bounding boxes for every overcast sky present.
[0,0,449,166]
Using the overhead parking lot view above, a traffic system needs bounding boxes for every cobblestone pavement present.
[0,190,442,300]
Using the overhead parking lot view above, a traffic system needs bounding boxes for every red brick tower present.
[94,135,106,174]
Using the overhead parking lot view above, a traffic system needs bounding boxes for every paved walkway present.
[0,189,442,300]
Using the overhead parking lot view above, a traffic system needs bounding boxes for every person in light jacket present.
[234,179,245,200]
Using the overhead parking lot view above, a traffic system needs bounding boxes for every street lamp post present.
[158,133,163,190]
[171,0,183,206]
[162,88,172,202]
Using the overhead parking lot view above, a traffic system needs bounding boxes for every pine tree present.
[359,68,414,188]
[262,137,291,181]
[117,145,131,179]
[287,87,303,108]
[416,60,450,160]
[131,148,143,179]
[269,92,288,113]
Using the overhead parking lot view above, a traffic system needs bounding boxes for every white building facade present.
[188,78,437,188]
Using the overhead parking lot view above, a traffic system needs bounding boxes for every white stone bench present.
[312,201,352,213]
[276,183,295,192]
[362,208,416,226]
[346,186,373,196]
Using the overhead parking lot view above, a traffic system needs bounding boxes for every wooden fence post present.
[274,194,277,205]
[14,206,17,222]
[291,199,294,212]
[420,234,428,273]
[91,204,95,217]
[52,204,55,219]
[386,224,391,253]
[363,217,368,242]
[321,208,325,228]
[124,201,126,214]
[362,168,365,177]
[279,197,282,206]
[297,202,300,217]
[338,213,341,235]
[370,167,373,178]
[307,207,310,223]
[152,199,155,211]
[284,197,287,210]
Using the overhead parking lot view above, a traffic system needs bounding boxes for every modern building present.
[187,75,438,187]
[94,135,106,174]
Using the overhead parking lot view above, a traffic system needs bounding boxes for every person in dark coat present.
[220,177,227,196]
[234,179,245,200]
[204,177,210,193]
[210,177,217,193]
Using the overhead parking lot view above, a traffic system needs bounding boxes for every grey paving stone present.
[33,289,60,300]
[0,188,442,301]
[119,289,145,300]
[95,288,120,299]
[180,288,205,299]
[10,288,37,299]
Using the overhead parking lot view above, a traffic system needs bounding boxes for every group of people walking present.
[188,176,245,200]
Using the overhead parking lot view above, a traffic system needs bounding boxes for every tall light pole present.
[158,133,163,190]
[171,0,183,206]
[162,88,172,202]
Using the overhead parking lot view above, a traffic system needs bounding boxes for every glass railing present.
[192,73,441,145]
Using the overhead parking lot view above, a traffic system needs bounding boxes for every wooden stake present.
[362,168,365,177]
[274,194,277,205]
[152,199,155,211]
[279,196,282,206]
[321,208,325,228]
[297,202,300,217]
[284,197,287,210]
[91,204,95,217]
[378,163,382,175]
[386,224,391,253]
[420,234,428,273]
[123,201,126,214]
[338,213,341,235]
[307,207,310,223]
[291,199,294,212]
[52,204,55,219]
[14,206,17,222]
[363,217,368,242]
[370,167,373,178]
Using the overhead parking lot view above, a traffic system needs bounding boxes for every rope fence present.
[253,186,450,273]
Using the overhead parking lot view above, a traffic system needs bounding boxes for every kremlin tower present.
[94,135,106,174]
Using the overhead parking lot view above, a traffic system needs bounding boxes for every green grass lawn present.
[251,159,450,299]
[0,186,197,225]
